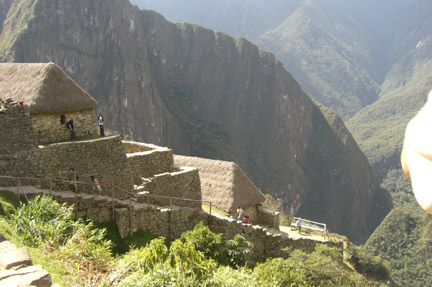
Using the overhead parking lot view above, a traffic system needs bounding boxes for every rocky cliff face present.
[0,0,392,241]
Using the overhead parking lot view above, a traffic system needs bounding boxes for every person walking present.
[90,176,102,195]
[98,112,105,137]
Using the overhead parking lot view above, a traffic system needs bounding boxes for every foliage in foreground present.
[4,195,392,286]
[94,221,157,255]
[10,195,113,285]
[12,195,79,247]
[0,189,20,217]
[180,221,253,268]
[111,242,384,287]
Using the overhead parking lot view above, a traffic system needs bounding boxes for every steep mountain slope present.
[347,0,432,211]
[0,0,13,32]
[364,209,432,287]
[0,0,391,241]
[131,0,410,120]
[256,1,381,119]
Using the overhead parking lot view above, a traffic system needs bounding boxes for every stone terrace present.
[2,186,342,260]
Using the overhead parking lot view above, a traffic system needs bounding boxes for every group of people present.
[236,207,250,224]
[65,112,105,141]
[69,168,102,195]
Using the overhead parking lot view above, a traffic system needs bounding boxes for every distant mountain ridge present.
[0,0,392,241]
[131,0,413,119]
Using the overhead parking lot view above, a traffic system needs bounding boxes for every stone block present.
[0,241,32,269]
[0,265,52,287]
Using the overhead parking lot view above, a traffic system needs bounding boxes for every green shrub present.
[58,221,113,275]
[114,237,216,286]
[349,245,391,280]
[254,244,373,287]
[0,190,20,217]
[180,221,226,263]
[225,234,254,268]
[94,221,156,255]
[12,195,78,247]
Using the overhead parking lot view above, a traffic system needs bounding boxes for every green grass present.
[0,213,73,285]
[202,204,229,217]
[28,247,73,286]
[94,221,157,255]
[0,189,20,217]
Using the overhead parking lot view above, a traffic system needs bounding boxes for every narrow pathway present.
[202,208,330,243]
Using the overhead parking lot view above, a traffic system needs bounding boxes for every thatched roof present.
[0,63,98,114]
[174,155,266,213]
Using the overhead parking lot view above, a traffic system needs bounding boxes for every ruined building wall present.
[34,136,134,199]
[139,167,202,208]
[124,141,174,185]
[32,109,98,144]
[0,101,39,185]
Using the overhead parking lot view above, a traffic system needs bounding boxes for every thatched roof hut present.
[0,62,98,114]
[174,155,266,213]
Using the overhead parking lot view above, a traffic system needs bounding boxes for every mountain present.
[255,0,381,119]
[131,0,432,215]
[130,0,410,120]
[346,0,432,212]
[130,0,300,39]
[364,209,432,287]
[0,0,392,242]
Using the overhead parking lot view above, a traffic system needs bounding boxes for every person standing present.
[66,117,75,140]
[237,206,244,222]
[296,218,302,234]
[69,168,79,192]
[98,112,105,137]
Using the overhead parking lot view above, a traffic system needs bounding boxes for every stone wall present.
[0,102,134,199]
[114,204,342,259]
[122,141,155,153]
[0,101,39,186]
[256,205,280,229]
[32,109,98,144]
[34,136,134,199]
[124,142,174,184]
[50,192,116,223]
[138,167,202,209]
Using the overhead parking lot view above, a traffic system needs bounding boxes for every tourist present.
[90,176,102,194]
[69,168,79,192]
[66,117,75,140]
[244,215,250,224]
[296,218,302,234]
[237,206,244,222]
[98,112,105,137]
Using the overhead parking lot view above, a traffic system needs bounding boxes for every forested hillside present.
[347,0,432,213]
[365,209,432,286]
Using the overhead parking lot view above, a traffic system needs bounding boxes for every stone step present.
[0,240,32,269]
[0,265,52,287]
